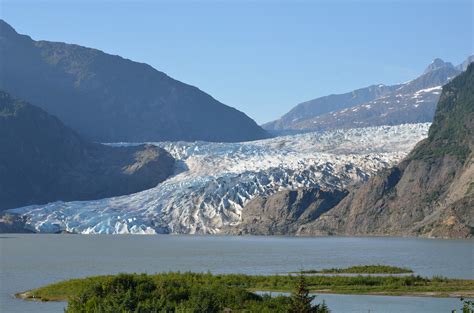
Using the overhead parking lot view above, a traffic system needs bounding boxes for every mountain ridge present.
[238,64,474,239]
[0,91,175,211]
[264,56,472,132]
[0,19,268,143]
[262,83,399,131]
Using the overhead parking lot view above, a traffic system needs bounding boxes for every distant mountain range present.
[264,56,473,132]
[1,18,471,238]
[238,64,474,239]
[0,91,175,212]
[0,20,268,143]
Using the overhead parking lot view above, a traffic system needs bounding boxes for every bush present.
[65,273,329,313]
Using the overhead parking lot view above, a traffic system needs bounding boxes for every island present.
[294,265,414,275]
[17,270,474,312]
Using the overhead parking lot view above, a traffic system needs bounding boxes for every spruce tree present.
[289,274,316,313]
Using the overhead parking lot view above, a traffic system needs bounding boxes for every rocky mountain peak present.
[423,58,454,74]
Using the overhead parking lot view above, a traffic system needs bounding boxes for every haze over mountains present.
[11,65,472,237]
[264,57,472,132]
[0,18,472,238]
[0,91,175,212]
[0,20,267,143]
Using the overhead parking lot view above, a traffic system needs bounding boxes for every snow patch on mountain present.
[9,123,431,234]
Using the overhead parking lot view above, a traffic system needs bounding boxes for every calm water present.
[0,235,472,312]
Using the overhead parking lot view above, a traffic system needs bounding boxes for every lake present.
[0,235,472,312]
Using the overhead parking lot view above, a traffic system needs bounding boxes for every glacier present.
[9,123,431,234]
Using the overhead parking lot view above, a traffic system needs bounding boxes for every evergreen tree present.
[289,274,316,313]
[452,297,474,313]
[314,300,330,313]
[289,274,331,313]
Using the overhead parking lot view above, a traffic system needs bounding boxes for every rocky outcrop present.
[0,20,268,143]
[298,64,474,238]
[223,188,348,235]
[0,214,33,233]
[0,91,175,211]
[237,64,473,239]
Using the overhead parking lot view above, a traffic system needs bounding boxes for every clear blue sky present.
[1,0,472,124]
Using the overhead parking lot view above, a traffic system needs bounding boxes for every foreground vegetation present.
[453,298,474,313]
[23,273,331,313]
[296,265,413,274]
[20,272,474,304]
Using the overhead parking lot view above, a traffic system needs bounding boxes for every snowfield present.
[295,85,442,130]
[9,123,431,234]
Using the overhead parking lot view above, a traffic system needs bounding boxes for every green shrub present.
[64,273,328,313]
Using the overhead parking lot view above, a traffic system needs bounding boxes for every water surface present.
[1,235,472,312]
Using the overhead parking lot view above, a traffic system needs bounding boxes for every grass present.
[18,272,474,302]
[295,265,413,274]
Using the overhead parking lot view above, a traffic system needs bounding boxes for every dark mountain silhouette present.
[0,20,268,143]
[0,91,175,211]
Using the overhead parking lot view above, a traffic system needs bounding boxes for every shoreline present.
[1,232,473,240]
[16,289,474,303]
[254,289,474,299]
[15,271,474,303]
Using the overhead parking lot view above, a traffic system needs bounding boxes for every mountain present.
[458,55,474,71]
[263,84,399,131]
[423,58,454,74]
[264,56,472,132]
[7,123,429,234]
[244,64,473,239]
[0,20,268,142]
[0,91,175,211]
